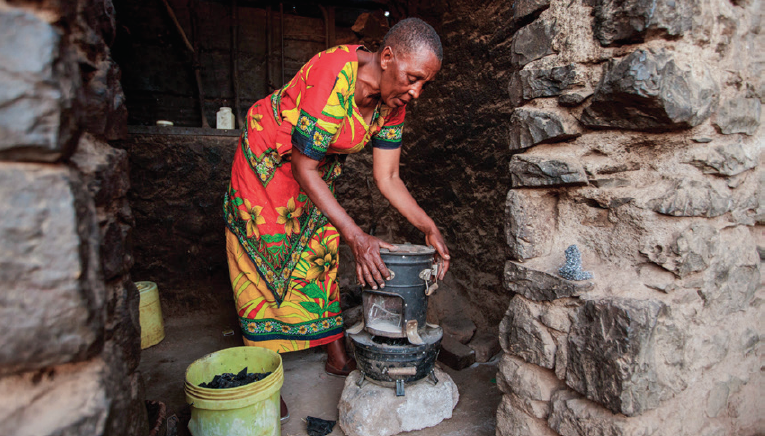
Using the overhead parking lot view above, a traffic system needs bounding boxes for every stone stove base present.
[338,367,459,436]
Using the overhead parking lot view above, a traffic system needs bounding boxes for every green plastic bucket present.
[136,281,165,349]
[185,346,283,436]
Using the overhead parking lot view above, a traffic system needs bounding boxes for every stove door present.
[363,290,405,338]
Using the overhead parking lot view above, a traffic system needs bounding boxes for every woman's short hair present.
[382,17,443,62]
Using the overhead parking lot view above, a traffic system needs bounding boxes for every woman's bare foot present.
[280,395,289,422]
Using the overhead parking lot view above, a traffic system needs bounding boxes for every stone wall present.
[484,0,763,434]
[0,1,146,435]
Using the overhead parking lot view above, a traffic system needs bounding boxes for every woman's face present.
[379,46,441,108]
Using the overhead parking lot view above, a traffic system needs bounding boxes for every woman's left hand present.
[371,148,450,279]
[425,226,450,280]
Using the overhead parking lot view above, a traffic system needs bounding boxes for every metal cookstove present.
[347,244,443,396]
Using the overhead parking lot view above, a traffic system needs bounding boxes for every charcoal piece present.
[306,416,336,436]
[235,367,248,381]
[558,245,593,281]
[198,368,272,388]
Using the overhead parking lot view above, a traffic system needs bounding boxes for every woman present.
[223,17,450,417]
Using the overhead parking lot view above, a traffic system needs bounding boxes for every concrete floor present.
[139,304,501,436]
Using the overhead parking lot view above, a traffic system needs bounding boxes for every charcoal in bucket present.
[198,367,272,389]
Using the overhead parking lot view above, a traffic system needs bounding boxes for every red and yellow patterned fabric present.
[223,45,405,352]
[226,225,345,352]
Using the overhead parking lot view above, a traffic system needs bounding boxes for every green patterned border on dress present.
[376,123,404,142]
[240,128,282,187]
[270,88,283,126]
[240,314,344,342]
[294,110,333,154]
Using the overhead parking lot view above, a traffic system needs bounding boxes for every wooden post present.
[189,0,210,128]
[266,6,273,92]
[159,0,209,127]
[327,6,336,47]
[279,3,285,87]
[231,0,242,128]
[319,6,328,49]
[318,5,335,49]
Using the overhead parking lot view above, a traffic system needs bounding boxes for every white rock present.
[338,368,458,436]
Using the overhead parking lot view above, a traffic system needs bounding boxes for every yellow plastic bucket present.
[136,281,165,349]
[185,346,283,436]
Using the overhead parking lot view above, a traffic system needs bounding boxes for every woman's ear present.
[380,46,394,71]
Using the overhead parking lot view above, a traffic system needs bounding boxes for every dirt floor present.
[139,303,501,436]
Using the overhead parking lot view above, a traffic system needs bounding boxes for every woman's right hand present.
[346,229,396,290]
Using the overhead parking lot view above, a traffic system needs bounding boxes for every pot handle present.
[386,367,417,377]
[425,282,439,296]
[420,262,440,296]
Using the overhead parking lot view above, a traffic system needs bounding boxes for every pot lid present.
[380,244,436,255]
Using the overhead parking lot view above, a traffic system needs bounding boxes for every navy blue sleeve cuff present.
[292,129,327,161]
[370,138,402,150]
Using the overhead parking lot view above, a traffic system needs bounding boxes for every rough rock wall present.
[487,0,763,434]
[0,1,146,435]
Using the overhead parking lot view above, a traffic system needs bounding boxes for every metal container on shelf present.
[216,107,234,129]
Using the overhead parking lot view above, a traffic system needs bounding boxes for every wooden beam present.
[231,0,243,128]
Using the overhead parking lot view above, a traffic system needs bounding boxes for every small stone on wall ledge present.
[558,245,593,281]
[504,260,593,301]
[558,90,593,107]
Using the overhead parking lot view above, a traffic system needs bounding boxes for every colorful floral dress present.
[223,45,405,353]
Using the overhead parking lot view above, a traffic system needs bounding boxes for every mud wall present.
[442,0,765,434]
[116,127,239,312]
[335,3,520,333]
[0,1,146,435]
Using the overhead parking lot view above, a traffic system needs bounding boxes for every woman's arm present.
[291,149,395,289]
[372,147,450,279]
